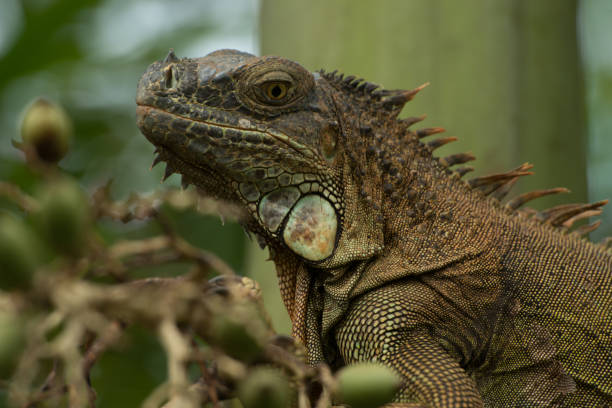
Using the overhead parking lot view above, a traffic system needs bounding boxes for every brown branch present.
[154,212,235,276]
[0,181,39,212]
[82,321,124,407]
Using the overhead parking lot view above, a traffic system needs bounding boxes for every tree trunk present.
[253,0,588,331]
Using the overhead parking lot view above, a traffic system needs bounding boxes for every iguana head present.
[136,49,417,266]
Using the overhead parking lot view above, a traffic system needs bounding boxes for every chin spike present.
[180,175,191,189]
[255,233,267,250]
[151,154,164,169]
[239,222,252,240]
[161,163,175,181]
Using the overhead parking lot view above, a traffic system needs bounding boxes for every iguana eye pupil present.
[264,82,288,100]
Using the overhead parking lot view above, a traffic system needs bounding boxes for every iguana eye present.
[263,81,289,101]
[235,57,314,114]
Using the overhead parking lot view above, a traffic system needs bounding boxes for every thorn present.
[417,127,445,139]
[427,136,457,150]
[163,48,179,63]
[506,187,570,210]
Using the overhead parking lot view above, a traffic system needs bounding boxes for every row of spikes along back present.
[319,69,611,251]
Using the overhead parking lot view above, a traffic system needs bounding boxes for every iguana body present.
[136,49,612,407]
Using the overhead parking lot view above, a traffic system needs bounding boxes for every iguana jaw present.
[137,101,343,255]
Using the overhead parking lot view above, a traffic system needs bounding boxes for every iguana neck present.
[288,128,514,364]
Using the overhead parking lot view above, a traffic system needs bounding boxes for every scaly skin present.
[136,49,612,407]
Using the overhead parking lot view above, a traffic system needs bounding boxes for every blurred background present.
[0,0,610,406]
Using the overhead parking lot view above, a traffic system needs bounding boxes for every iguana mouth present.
[136,104,316,161]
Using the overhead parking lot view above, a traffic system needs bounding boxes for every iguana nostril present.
[164,66,178,89]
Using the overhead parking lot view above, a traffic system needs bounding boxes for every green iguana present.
[136,49,612,407]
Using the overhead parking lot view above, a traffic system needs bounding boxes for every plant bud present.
[208,312,264,363]
[237,367,292,408]
[34,177,91,256]
[335,363,400,408]
[0,213,41,290]
[20,97,72,163]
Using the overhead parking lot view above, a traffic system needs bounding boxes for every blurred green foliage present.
[0,1,256,407]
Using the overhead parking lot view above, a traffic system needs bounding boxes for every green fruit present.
[208,313,264,362]
[336,363,400,408]
[34,178,91,256]
[0,308,26,378]
[238,367,292,408]
[20,98,72,163]
[0,213,40,290]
